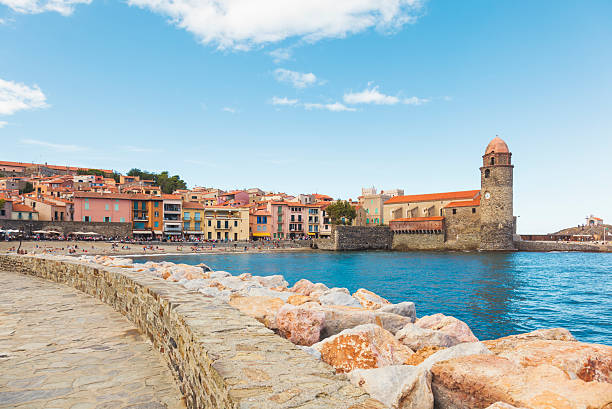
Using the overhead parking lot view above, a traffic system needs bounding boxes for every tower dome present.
[485,137,509,155]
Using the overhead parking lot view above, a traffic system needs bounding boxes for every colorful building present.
[162,194,182,238]
[131,195,163,238]
[11,203,39,221]
[73,192,132,223]
[202,207,249,241]
[250,209,271,240]
[182,202,204,239]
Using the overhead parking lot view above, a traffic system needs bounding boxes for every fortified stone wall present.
[479,163,515,251]
[0,220,132,237]
[0,255,379,409]
[516,240,612,253]
[391,232,445,251]
[444,207,481,250]
[314,226,392,250]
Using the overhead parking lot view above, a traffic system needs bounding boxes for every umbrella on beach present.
[84,232,101,235]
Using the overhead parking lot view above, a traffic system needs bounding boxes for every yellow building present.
[202,206,249,241]
[182,202,204,239]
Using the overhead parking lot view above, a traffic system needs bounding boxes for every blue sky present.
[1,0,611,233]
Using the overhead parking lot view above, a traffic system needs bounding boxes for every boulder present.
[287,294,318,306]
[404,346,445,366]
[298,345,322,361]
[431,354,612,409]
[483,338,612,383]
[419,342,491,371]
[276,304,325,346]
[396,324,461,351]
[256,275,289,289]
[353,288,391,310]
[483,327,576,350]
[182,279,212,291]
[290,279,329,295]
[228,295,285,329]
[209,271,232,279]
[485,403,527,409]
[347,365,433,409]
[312,324,413,373]
[316,305,414,338]
[319,290,363,308]
[243,287,292,302]
[415,313,478,343]
[378,302,417,320]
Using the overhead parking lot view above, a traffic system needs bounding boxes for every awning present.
[308,232,317,236]
[252,232,271,237]
[185,231,204,234]
[165,232,182,236]
[133,230,152,234]
[153,230,163,234]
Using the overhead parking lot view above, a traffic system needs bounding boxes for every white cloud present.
[126,0,424,50]
[271,96,298,106]
[0,0,91,16]
[20,138,87,152]
[403,96,429,105]
[0,121,7,128]
[269,48,292,64]
[304,102,356,112]
[343,86,400,105]
[0,78,49,116]
[274,68,317,89]
[222,107,236,113]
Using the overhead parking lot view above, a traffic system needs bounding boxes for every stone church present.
[388,137,516,251]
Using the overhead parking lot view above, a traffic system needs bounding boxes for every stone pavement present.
[0,271,187,409]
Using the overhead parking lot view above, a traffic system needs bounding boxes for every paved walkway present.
[0,271,186,409]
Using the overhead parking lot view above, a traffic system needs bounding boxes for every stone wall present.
[0,220,132,237]
[516,240,612,253]
[0,255,379,409]
[479,161,515,251]
[391,232,445,251]
[443,206,481,251]
[313,226,393,251]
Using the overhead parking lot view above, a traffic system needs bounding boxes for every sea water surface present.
[134,251,612,345]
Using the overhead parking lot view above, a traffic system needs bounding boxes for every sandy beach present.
[0,240,313,257]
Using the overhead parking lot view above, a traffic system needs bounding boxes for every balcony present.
[133,216,148,222]
[215,224,231,230]
[163,205,181,213]
[164,225,182,232]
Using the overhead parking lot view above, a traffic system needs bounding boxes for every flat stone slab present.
[0,270,186,409]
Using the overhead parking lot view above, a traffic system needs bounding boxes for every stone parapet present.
[0,219,132,237]
[516,240,612,253]
[0,254,380,409]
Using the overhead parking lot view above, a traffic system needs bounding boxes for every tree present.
[326,201,357,225]
[0,199,5,210]
[77,169,107,177]
[20,182,34,194]
[126,168,187,194]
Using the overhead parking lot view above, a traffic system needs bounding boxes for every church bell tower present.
[479,136,516,251]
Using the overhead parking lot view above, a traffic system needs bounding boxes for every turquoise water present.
[134,251,612,345]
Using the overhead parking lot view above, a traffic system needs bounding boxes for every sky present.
[1,0,611,234]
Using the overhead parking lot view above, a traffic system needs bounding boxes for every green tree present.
[326,201,357,225]
[0,199,5,210]
[112,171,121,183]
[126,169,187,194]
[20,182,34,194]
[77,169,107,177]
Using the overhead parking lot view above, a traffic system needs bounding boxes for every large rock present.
[276,304,325,346]
[315,305,414,338]
[287,294,317,305]
[396,324,461,351]
[353,288,391,310]
[319,289,363,308]
[312,324,414,373]
[483,327,576,349]
[378,302,417,320]
[419,342,491,371]
[347,365,433,409]
[485,403,527,409]
[484,338,612,383]
[290,279,329,296]
[431,354,612,409]
[228,295,285,329]
[242,286,292,302]
[256,274,289,289]
[415,313,478,343]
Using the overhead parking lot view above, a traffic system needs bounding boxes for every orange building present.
[131,195,163,238]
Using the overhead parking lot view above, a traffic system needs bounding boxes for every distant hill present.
[554,223,611,237]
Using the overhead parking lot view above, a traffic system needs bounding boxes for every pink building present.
[218,190,250,206]
[73,192,132,223]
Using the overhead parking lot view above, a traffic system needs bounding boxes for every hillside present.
[554,223,611,237]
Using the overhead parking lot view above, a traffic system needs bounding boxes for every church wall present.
[444,206,481,250]
[392,231,445,250]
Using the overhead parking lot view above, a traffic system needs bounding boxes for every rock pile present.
[36,254,612,409]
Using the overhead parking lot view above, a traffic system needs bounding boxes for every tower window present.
[472,208,476,214]
[452,209,457,215]
[490,157,495,165]
[485,169,490,178]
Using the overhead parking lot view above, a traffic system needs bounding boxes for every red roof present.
[74,192,156,200]
[162,194,182,200]
[444,198,481,208]
[12,203,36,212]
[391,216,444,222]
[182,201,204,210]
[385,190,480,205]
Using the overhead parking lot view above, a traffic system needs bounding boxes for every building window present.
[490,157,495,165]
[154,202,159,207]
[208,232,212,239]
[104,217,111,222]
[184,212,190,220]
[195,212,201,221]
[120,217,125,223]
[114,204,119,211]
[18,212,22,219]
[154,211,159,217]
[208,220,212,227]
[29,213,33,220]
[234,220,238,227]
[184,222,190,230]
[105,204,109,211]
[485,169,490,178]
[83,216,90,222]
[84,203,89,210]
[225,221,229,228]
[195,222,200,230]
[154,221,159,227]
[472,208,476,214]
[452,209,457,215]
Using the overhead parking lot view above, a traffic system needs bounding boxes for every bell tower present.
[479,136,516,251]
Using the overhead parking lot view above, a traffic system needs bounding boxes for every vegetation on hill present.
[76,169,121,183]
[127,169,187,194]
[554,224,611,237]
[326,200,357,225]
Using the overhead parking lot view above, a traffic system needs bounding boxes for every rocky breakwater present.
[47,255,612,409]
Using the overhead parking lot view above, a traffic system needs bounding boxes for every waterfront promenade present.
[0,271,186,409]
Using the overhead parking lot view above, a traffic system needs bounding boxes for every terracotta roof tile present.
[444,198,481,208]
[384,190,480,205]
[391,216,444,222]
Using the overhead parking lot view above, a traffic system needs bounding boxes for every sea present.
[133,251,612,345]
